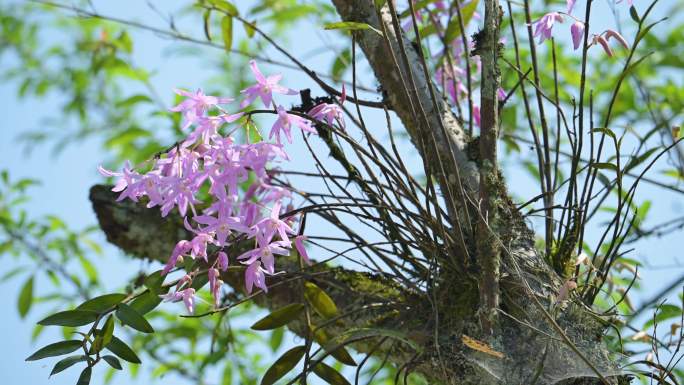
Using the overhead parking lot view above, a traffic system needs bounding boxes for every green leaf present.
[129,291,163,315]
[207,0,238,16]
[269,328,285,352]
[115,303,154,333]
[243,19,256,38]
[101,315,115,347]
[331,49,351,82]
[77,293,127,313]
[312,328,356,366]
[312,362,351,385]
[251,303,305,330]
[323,22,383,36]
[445,0,478,42]
[115,94,153,109]
[106,336,141,364]
[102,355,123,370]
[323,328,422,357]
[304,282,338,319]
[77,367,92,385]
[625,147,660,173]
[203,9,212,40]
[26,340,83,361]
[591,127,616,141]
[143,270,165,294]
[260,345,306,385]
[629,6,640,23]
[221,16,233,52]
[49,355,87,376]
[590,162,619,172]
[38,310,98,327]
[644,304,682,328]
[17,275,34,318]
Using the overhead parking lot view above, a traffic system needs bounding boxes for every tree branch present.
[475,0,502,335]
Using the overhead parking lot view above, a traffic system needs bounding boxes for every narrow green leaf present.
[260,345,306,385]
[77,293,127,313]
[591,127,616,141]
[115,303,154,333]
[251,303,305,330]
[143,270,165,294]
[38,310,98,327]
[243,19,256,38]
[312,328,356,366]
[445,0,479,42]
[50,355,87,376]
[644,304,682,328]
[102,355,123,370]
[324,22,383,36]
[322,328,422,357]
[115,94,153,109]
[304,282,338,319]
[26,340,83,361]
[625,147,660,172]
[101,315,115,347]
[17,275,34,318]
[221,16,233,52]
[129,291,163,315]
[590,162,619,172]
[203,9,212,40]
[76,367,92,385]
[90,335,104,355]
[269,328,285,352]
[105,336,141,364]
[313,362,351,385]
[629,6,640,23]
[207,0,238,16]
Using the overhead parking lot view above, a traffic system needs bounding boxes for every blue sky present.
[1,1,683,384]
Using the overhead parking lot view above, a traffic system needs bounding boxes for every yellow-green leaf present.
[313,362,351,385]
[101,315,115,347]
[251,303,305,330]
[243,19,256,38]
[324,22,383,36]
[261,345,306,385]
[221,16,233,52]
[312,327,356,366]
[17,275,33,318]
[304,282,338,319]
[206,0,238,16]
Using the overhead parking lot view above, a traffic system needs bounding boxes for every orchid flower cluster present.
[408,1,633,128]
[533,0,630,54]
[100,61,345,314]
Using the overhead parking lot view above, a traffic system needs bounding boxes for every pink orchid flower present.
[240,60,298,108]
